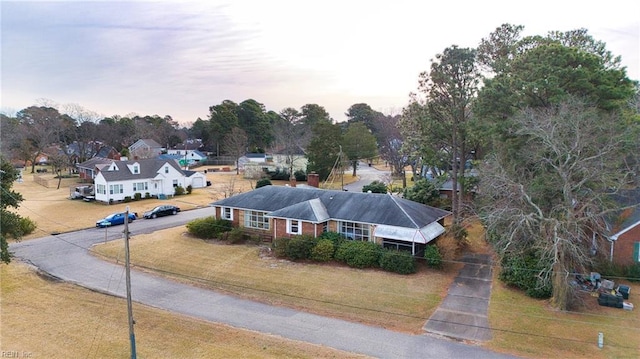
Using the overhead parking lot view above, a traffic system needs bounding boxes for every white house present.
[165,149,207,166]
[93,158,206,203]
[128,139,164,159]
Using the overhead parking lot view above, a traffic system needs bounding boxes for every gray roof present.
[77,156,114,170]
[99,158,184,182]
[608,188,640,238]
[212,185,451,228]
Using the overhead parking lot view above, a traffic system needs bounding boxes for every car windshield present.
[153,206,163,211]
[104,214,117,220]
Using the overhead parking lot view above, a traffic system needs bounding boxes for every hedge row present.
[186,216,233,239]
[272,232,417,274]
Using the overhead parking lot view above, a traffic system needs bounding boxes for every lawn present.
[92,227,457,334]
[0,262,369,359]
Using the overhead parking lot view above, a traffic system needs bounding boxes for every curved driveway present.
[11,207,516,359]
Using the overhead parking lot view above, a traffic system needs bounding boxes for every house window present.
[339,221,370,241]
[165,166,169,174]
[133,182,148,191]
[96,184,106,195]
[109,184,123,195]
[634,242,640,263]
[222,207,233,221]
[322,222,328,233]
[133,165,139,174]
[244,210,269,230]
[287,219,301,235]
[173,179,178,188]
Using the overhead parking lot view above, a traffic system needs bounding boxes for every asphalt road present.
[10,208,517,359]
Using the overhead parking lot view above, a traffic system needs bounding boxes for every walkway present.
[424,253,494,342]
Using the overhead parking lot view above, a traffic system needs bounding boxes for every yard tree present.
[274,107,305,178]
[474,26,638,310]
[300,104,332,129]
[476,98,639,310]
[0,156,31,264]
[306,121,342,181]
[341,122,378,177]
[374,113,408,185]
[209,100,240,156]
[16,106,65,173]
[223,127,248,175]
[237,99,273,152]
[414,46,482,228]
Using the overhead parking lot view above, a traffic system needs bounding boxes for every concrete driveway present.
[10,208,515,358]
[424,253,494,342]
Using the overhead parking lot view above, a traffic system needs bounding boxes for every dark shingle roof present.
[99,158,183,182]
[212,185,450,228]
[608,188,640,237]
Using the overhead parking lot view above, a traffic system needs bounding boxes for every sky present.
[1,0,639,124]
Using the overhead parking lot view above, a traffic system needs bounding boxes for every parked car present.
[96,212,137,228]
[143,205,180,219]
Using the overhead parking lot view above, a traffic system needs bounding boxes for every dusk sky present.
[2,0,639,124]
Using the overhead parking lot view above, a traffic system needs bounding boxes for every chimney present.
[308,172,319,188]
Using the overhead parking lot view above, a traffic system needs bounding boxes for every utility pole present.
[339,145,344,191]
[124,207,137,359]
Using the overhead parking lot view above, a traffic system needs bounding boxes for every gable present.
[99,158,185,182]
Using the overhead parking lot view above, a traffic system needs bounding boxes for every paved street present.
[10,208,517,359]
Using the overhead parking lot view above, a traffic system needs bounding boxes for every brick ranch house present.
[211,185,451,256]
[606,188,640,266]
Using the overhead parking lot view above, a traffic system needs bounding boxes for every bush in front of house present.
[123,196,132,203]
[134,193,142,201]
[424,245,443,269]
[284,235,317,261]
[311,239,335,262]
[379,249,416,274]
[145,192,151,199]
[186,185,193,194]
[256,178,272,188]
[272,237,290,258]
[18,217,37,237]
[226,228,245,244]
[174,186,186,195]
[319,231,345,256]
[335,240,382,269]
[186,216,232,239]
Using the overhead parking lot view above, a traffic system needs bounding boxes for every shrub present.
[362,180,387,194]
[186,185,193,194]
[294,170,307,181]
[424,245,443,269]
[311,239,334,262]
[319,231,345,255]
[18,217,37,236]
[627,263,640,282]
[335,240,382,269]
[144,192,151,199]
[123,196,132,203]
[186,217,232,239]
[499,251,552,299]
[268,168,290,181]
[272,237,290,258]
[134,193,142,201]
[285,235,317,261]
[227,228,245,244]
[379,249,416,274]
[174,186,185,195]
[256,178,272,188]
[434,235,459,262]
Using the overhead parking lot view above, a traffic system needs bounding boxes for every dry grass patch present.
[0,262,370,359]
[92,227,456,333]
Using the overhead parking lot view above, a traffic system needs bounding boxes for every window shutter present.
[634,242,640,263]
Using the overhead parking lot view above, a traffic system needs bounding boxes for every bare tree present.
[223,127,248,175]
[477,98,637,310]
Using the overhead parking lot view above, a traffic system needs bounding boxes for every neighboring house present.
[128,139,164,159]
[605,188,640,266]
[76,157,116,181]
[96,145,121,160]
[271,145,308,173]
[211,185,451,256]
[165,149,207,166]
[93,158,206,203]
